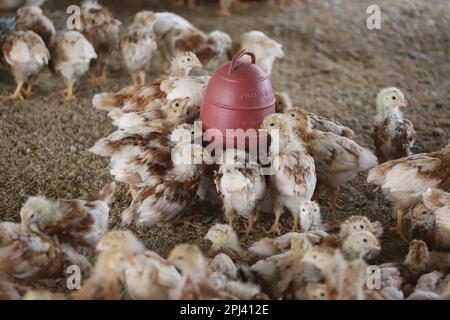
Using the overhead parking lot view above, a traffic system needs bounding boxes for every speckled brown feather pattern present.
[373,117,416,163]
[15,7,55,47]
[0,223,64,283]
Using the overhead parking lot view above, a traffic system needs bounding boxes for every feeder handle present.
[228,49,256,74]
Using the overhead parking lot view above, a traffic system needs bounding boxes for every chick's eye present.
[422,211,428,215]
[392,96,396,100]
[187,58,191,62]
[270,123,275,127]
[291,113,295,117]
[312,255,317,259]
[363,238,368,243]
[175,103,180,107]
[320,293,325,297]
[302,208,306,212]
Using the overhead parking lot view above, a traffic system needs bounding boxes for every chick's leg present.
[97,63,109,84]
[64,80,76,101]
[23,75,36,97]
[139,70,146,86]
[330,187,342,210]
[393,207,407,242]
[244,210,255,236]
[224,198,237,228]
[1,81,25,101]
[267,198,283,235]
[291,213,299,232]
[130,72,138,86]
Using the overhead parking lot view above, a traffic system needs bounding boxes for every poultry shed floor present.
[0,0,449,286]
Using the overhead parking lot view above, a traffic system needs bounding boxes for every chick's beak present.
[399,98,407,107]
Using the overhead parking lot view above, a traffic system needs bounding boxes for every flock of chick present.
[1,1,450,300]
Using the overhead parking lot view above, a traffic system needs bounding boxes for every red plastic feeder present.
[200,49,275,149]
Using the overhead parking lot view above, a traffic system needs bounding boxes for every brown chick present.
[373,88,416,163]
[0,222,64,283]
[287,108,377,209]
[15,5,55,48]
[0,276,22,300]
[72,248,131,300]
[260,113,317,234]
[121,143,208,226]
[79,0,121,84]
[367,144,450,240]
[167,244,220,300]
[0,28,49,100]
[20,182,115,250]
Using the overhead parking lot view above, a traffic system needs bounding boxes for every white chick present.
[120,11,158,86]
[337,215,384,240]
[240,31,283,76]
[299,200,323,232]
[0,29,49,100]
[50,30,97,101]
[340,230,381,260]
[124,250,183,300]
[367,144,450,240]
[204,224,245,261]
[169,51,202,78]
[214,149,266,235]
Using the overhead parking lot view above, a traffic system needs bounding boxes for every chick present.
[50,30,97,101]
[340,230,381,260]
[337,215,384,240]
[410,188,450,251]
[72,248,131,300]
[208,272,263,300]
[169,51,202,78]
[79,0,121,84]
[0,222,64,283]
[93,74,209,113]
[276,92,354,137]
[214,149,266,235]
[96,230,146,255]
[153,12,232,70]
[120,11,157,86]
[124,250,183,300]
[121,143,207,226]
[0,28,49,100]
[20,182,115,250]
[260,113,317,233]
[15,5,55,47]
[367,144,450,240]
[305,283,329,300]
[249,231,325,258]
[240,31,283,76]
[167,244,220,299]
[373,88,416,163]
[287,108,377,209]
[298,200,323,232]
[251,236,314,298]
[407,271,447,300]
[204,224,244,259]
